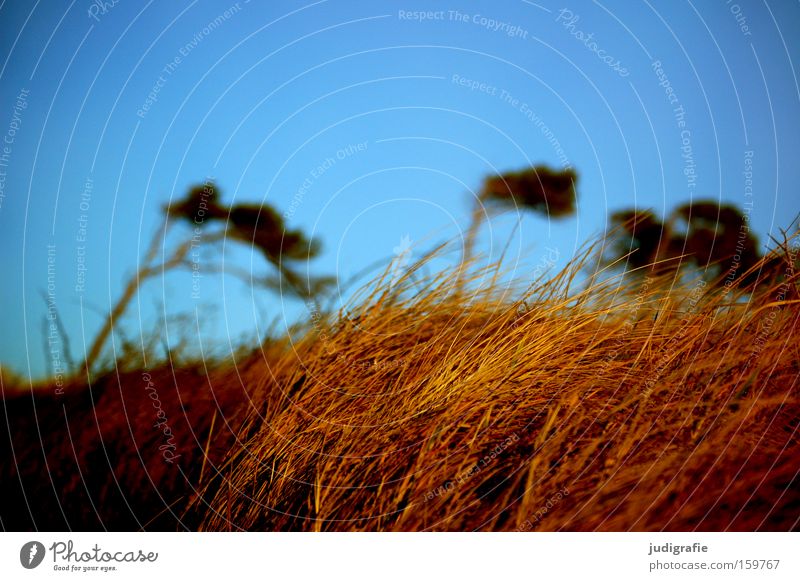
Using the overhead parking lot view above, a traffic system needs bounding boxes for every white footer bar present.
[2,532,796,580]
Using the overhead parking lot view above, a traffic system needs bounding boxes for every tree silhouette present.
[481,166,577,217]
[166,184,333,297]
[82,183,332,376]
[165,182,225,224]
[606,209,667,270]
[605,200,764,288]
[462,165,578,276]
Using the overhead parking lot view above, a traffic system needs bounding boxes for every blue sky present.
[1,0,798,379]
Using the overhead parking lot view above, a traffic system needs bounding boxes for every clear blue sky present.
[1,0,798,379]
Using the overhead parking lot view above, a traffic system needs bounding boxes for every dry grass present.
[2,240,799,531]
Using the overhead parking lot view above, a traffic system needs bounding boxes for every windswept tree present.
[82,182,332,376]
[606,209,667,270]
[481,166,577,217]
[462,165,578,274]
[167,185,333,297]
[604,200,765,288]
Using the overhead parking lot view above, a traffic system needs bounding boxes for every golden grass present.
[184,241,800,531]
[2,240,798,531]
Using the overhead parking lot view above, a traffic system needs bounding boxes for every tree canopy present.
[481,166,578,218]
[605,200,766,288]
